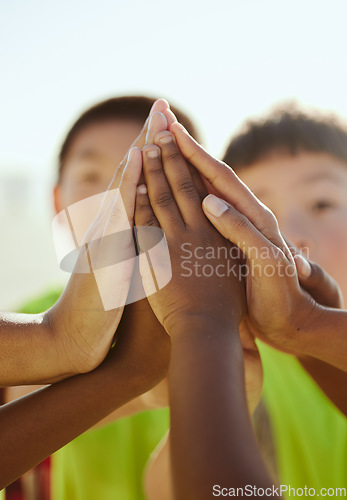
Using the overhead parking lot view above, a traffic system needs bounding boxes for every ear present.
[53,184,64,215]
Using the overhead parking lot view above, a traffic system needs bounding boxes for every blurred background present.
[1,0,347,309]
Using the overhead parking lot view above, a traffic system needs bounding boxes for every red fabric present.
[0,388,51,500]
[5,458,51,500]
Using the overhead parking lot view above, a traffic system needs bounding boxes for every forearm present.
[289,307,347,371]
[5,385,149,432]
[0,312,72,386]
[0,340,164,489]
[168,318,275,500]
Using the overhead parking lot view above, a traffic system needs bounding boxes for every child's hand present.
[45,102,171,380]
[134,131,245,337]
[170,122,345,363]
[288,240,344,309]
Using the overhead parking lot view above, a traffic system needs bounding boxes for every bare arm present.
[170,120,347,373]
[0,298,170,490]
[0,100,171,387]
[168,319,275,500]
[134,129,277,499]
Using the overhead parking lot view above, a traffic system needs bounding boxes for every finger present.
[283,234,343,307]
[135,184,161,257]
[171,122,291,259]
[163,109,208,200]
[134,184,160,230]
[116,147,144,228]
[145,112,168,145]
[163,107,178,128]
[134,184,166,296]
[186,162,208,202]
[200,175,223,197]
[154,131,203,225]
[202,194,290,271]
[294,254,344,308]
[142,145,184,231]
[150,99,170,116]
[108,118,150,193]
[107,104,168,193]
[87,148,142,268]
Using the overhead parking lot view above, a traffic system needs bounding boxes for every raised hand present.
[169,121,347,373]
[134,130,245,336]
[0,101,173,387]
[135,128,262,412]
[134,131,276,500]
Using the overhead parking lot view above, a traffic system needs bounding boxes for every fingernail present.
[149,100,159,115]
[146,147,160,158]
[295,254,311,278]
[160,134,173,144]
[128,147,137,161]
[160,98,170,109]
[137,184,148,194]
[203,194,228,217]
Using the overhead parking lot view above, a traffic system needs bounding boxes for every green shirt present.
[19,290,347,497]
[19,289,170,500]
[260,342,347,490]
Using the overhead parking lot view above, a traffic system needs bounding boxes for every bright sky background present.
[2,0,347,178]
[1,0,347,308]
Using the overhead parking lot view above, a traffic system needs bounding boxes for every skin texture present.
[0,101,173,488]
[0,146,143,386]
[0,113,167,387]
[143,126,347,500]
[136,130,262,413]
[0,295,170,490]
[6,114,171,418]
[237,153,347,301]
[170,123,347,370]
[134,135,276,500]
[236,152,347,415]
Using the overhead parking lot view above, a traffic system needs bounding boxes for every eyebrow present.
[74,149,107,161]
[253,171,342,201]
[298,171,343,186]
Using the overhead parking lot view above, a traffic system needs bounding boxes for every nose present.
[278,211,315,259]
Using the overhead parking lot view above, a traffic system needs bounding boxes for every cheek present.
[62,182,110,208]
[310,215,347,296]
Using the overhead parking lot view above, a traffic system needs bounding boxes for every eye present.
[311,200,336,213]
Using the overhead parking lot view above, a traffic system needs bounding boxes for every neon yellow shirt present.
[19,290,170,500]
[19,291,347,497]
[52,410,169,500]
[259,342,347,490]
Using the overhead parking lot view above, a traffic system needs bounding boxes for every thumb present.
[294,254,344,308]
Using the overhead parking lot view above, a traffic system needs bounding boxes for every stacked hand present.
[24,100,171,386]
[135,107,262,413]
[166,120,344,362]
[133,100,345,417]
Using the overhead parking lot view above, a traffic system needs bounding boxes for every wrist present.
[285,301,332,356]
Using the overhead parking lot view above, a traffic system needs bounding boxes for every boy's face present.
[237,152,347,301]
[55,119,143,210]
